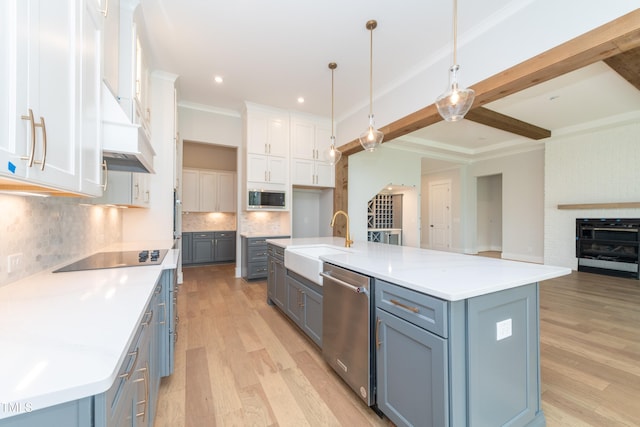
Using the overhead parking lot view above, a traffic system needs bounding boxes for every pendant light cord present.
[331,67,335,138]
[453,0,458,65]
[368,26,374,116]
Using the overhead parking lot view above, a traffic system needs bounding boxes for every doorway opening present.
[476,174,502,257]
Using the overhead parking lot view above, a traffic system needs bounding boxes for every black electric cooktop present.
[53,249,168,273]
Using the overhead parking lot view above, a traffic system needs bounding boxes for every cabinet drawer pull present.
[390,299,419,313]
[118,349,139,380]
[141,310,153,326]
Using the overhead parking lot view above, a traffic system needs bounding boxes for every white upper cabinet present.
[0,0,103,196]
[290,114,334,188]
[244,103,290,189]
[246,106,290,157]
[183,168,236,213]
[101,0,120,97]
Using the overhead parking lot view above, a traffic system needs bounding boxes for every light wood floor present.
[154,264,640,427]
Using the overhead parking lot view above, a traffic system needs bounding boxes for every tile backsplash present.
[181,212,236,232]
[0,194,122,287]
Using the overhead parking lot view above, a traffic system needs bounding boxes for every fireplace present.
[576,218,640,279]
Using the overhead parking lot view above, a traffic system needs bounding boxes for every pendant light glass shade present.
[324,135,342,165]
[436,0,475,122]
[359,20,383,152]
[435,64,475,122]
[359,114,384,151]
[324,62,341,165]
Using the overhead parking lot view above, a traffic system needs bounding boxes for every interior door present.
[428,180,451,251]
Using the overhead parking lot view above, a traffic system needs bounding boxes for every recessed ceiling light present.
[214,76,223,84]
[297,97,305,104]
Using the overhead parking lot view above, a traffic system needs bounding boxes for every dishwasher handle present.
[320,272,369,295]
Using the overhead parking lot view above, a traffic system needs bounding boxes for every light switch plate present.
[496,318,512,341]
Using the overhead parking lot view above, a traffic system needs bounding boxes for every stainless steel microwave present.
[248,190,286,209]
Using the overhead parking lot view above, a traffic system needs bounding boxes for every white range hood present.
[101,83,155,173]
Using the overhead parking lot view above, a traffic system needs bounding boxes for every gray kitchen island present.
[266,237,571,427]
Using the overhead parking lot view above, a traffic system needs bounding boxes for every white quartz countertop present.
[0,240,179,420]
[267,237,571,301]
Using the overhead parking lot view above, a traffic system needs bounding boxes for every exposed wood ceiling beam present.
[604,46,640,91]
[465,107,551,140]
[339,9,640,157]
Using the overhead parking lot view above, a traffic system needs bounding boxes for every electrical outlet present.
[496,318,512,341]
[7,253,23,273]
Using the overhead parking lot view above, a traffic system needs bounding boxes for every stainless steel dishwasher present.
[320,262,374,406]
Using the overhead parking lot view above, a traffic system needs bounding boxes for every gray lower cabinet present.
[185,231,236,265]
[285,272,322,347]
[214,231,236,262]
[375,307,447,427]
[267,244,286,308]
[192,232,215,263]
[375,279,544,427]
[242,236,288,280]
[181,233,192,264]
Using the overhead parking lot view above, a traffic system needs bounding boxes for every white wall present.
[465,148,544,262]
[123,72,178,242]
[544,120,640,269]
[349,145,421,245]
[178,104,242,148]
[336,3,637,148]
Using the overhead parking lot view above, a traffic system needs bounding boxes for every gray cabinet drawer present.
[247,238,268,247]
[247,262,268,279]
[192,232,215,239]
[214,231,235,239]
[248,246,269,262]
[375,279,448,338]
[267,244,285,259]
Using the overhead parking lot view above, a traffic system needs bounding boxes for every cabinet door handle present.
[101,161,109,190]
[376,317,382,348]
[141,310,153,326]
[20,109,36,167]
[36,115,47,171]
[134,362,149,422]
[158,302,166,325]
[390,299,420,313]
[98,0,109,16]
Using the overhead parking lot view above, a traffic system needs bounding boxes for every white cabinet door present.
[217,172,236,212]
[182,169,199,212]
[267,115,289,157]
[291,118,315,160]
[291,158,314,186]
[246,107,289,156]
[25,0,78,189]
[266,156,287,185]
[199,170,218,212]
[315,162,334,187]
[247,154,269,183]
[314,124,332,160]
[79,0,104,196]
[101,0,119,96]
[0,0,22,178]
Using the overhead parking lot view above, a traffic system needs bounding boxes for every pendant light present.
[324,62,342,165]
[358,19,383,152]
[435,0,475,122]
